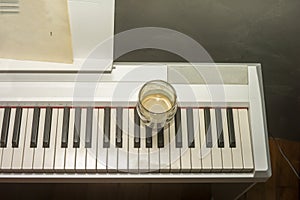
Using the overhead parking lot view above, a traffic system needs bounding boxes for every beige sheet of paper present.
[0,0,73,63]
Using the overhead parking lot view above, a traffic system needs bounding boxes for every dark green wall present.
[114,0,300,141]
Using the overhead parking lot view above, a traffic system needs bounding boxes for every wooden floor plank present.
[244,138,300,200]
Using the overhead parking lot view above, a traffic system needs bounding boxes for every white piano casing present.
[0,63,271,183]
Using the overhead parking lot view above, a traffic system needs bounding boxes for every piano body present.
[0,1,271,199]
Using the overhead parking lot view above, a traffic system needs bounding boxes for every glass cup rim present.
[138,80,177,115]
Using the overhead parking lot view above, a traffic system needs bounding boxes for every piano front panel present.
[0,105,254,173]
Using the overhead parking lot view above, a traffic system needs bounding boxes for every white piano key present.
[65,109,76,171]
[221,109,233,172]
[107,108,118,172]
[1,108,16,170]
[169,118,181,172]
[43,109,58,171]
[117,109,129,172]
[238,109,254,172]
[190,109,201,172]
[54,109,65,171]
[149,128,160,172]
[32,108,45,171]
[86,108,98,172]
[96,109,107,172]
[12,108,28,170]
[76,108,86,172]
[0,108,4,168]
[22,108,34,171]
[199,109,212,172]
[210,109,223,172]
[231,109,243,171]
[128,109,139,173]
[139,122,149,173]
[159,125,170,172]
[180,109,191,172]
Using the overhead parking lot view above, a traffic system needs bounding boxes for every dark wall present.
[114,0,300,141]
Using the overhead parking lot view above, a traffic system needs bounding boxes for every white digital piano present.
[0,1,271,200]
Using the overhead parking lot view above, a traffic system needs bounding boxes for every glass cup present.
[137,80,177,129]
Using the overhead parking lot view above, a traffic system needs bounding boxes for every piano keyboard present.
[0,106,254,173]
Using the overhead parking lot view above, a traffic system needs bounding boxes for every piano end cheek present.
[256,167,271,178]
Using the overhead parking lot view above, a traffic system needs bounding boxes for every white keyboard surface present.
[0,106,253,173]
[0,63,271,183]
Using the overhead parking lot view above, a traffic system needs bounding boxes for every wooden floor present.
[241,138,300,200]
[0,138,298,200]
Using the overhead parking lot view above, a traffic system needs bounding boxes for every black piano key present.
[12,107,22,148]
[215,108,224,148]
[175,108,182,148]
[103,107,111,148]
[85,108,93,148]
[134,108,140,148]
[157,127,164,148]
[186,108,195,148]
[0,108,11,148]
[204,108,212,148]
[146,126,152,148]
[73,108,81,148]
[227,108,236,148]
[43,107,52,148]
[61,107,70,148]
[30,107,40,148]
[116,108,123,148]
